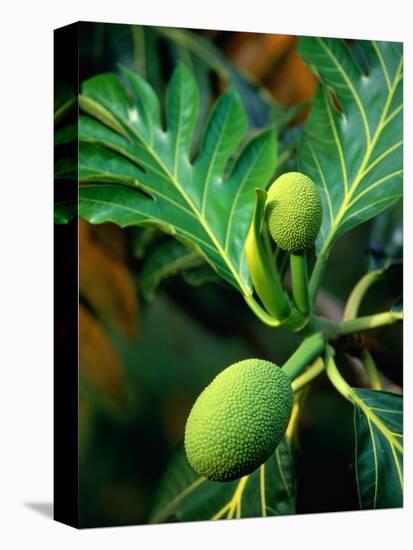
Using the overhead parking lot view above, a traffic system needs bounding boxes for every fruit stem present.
[282,333,325,381]
[290,252,310,315]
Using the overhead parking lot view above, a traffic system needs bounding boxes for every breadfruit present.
[184,359,294,482]
[265,172,322,253]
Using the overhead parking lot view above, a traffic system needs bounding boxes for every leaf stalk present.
[343,269,384,320]
[324,346,354,403]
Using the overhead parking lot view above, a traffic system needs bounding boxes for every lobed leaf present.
[78,63,277,295]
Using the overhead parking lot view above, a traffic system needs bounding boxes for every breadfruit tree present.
[55,33,403,522]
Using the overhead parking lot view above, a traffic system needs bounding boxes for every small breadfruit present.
[184,359,294,482]
[265,171,322,253]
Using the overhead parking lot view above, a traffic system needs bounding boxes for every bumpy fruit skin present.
[265,172,322,253]
[184,359,294,482]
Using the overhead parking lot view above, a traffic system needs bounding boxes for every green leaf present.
[78,64,277,295]
[140,240,203,299]
[170,48,213,155]
[150,440,295,523]
[353,388,403,509]
[155,27,282,130]
[298,38,403,257]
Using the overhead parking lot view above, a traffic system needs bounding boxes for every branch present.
[336,311,403,336]
[282,333,325,381]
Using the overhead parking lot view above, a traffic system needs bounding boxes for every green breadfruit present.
[184,359,294,482]
[265,171,322,253]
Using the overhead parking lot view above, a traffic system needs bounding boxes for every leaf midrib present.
[354,392,403,454]
[87,95,251,295]
[200,102,232,216]
[316,37,371,145]
[147,141,250,294]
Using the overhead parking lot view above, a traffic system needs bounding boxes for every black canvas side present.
[53,21,79,529]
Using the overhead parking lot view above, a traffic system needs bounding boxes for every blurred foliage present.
[65,22,404,526]
[224,32,317,124]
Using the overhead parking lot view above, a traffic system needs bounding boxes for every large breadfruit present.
[184,359,294,482]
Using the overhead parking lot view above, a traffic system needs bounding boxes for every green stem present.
[343,269,384,320]
[361,349,382,390]
[290,252,310,315]
[243,295,282,327]
[309,251,329,307]
[337,311,403,336]
[283,333,325,381]
[324,346,354,403]
[291,357,325,392]
[285,310,310,333]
